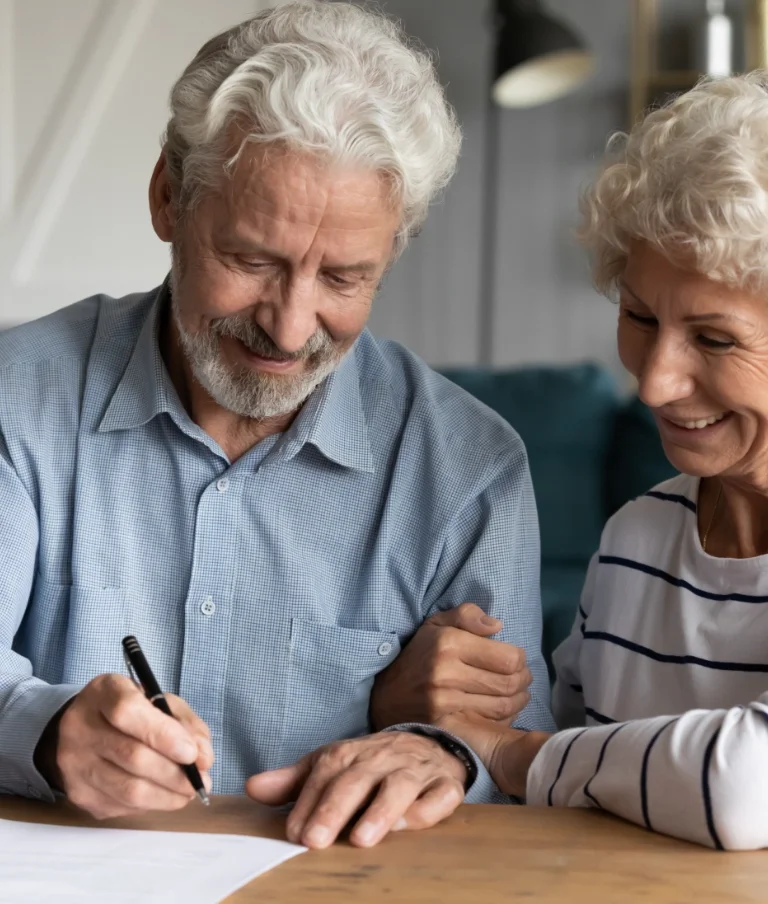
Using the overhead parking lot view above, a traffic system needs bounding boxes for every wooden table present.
[2,795,768,903]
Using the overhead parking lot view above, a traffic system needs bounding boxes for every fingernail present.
[305,825,331,848]
[354,820,380,847]
[392,818,408,832]
[175,740,197,762]
[481,615,498,626]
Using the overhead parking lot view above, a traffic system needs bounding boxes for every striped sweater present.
[527,474,768,850]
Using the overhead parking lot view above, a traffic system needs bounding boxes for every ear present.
[148,150,178,243]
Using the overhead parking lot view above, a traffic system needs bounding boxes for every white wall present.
[0,0,274,326]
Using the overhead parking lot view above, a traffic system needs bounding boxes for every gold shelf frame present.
[630,0,768,124]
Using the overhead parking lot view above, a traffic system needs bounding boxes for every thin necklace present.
[702,482,723,553]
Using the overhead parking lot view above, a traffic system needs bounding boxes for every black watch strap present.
[410,729,478,790]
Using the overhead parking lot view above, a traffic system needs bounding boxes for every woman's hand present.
[436,714,552,798]
[370,603,532,731]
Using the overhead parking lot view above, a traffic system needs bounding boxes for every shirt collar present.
[98,288,374,473]
[280,346,374,473]
[98,283,176,434]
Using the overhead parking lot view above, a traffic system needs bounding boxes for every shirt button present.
[216,477,229,493]
[377,641,393,656]
[27,785,43,799]
[200,597,216,617]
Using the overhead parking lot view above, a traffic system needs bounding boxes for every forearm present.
[528,695,768,850]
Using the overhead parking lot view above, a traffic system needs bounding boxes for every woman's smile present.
[655,410,733,444]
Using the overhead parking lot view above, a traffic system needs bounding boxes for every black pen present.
[121,635,210,806]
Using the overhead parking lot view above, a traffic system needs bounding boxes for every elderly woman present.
[438,71,768,851]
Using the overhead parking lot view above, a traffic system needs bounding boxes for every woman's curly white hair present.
[580,71,768,294]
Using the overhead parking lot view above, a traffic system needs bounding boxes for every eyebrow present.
[618,280,751,326]
[324,260,380,274]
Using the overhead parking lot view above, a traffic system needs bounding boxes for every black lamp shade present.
[493,0,595,108]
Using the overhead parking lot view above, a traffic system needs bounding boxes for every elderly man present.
[0,1,552,849]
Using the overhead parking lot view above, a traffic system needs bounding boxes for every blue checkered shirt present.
[0,285,553,803]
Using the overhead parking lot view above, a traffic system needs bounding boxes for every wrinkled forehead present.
[192,141,401,267]
[218,139,400,228]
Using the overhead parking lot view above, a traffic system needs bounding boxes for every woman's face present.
[618,243,768,483]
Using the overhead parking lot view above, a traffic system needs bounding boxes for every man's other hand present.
[246,732,465,849]
[370,603,532,731]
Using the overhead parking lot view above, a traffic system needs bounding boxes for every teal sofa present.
[441,364,676,676]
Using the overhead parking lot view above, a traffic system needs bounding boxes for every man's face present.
[166,145,400,419]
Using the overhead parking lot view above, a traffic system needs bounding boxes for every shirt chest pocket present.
[280,619,401,764]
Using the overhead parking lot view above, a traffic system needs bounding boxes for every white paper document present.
[0,816,306,904]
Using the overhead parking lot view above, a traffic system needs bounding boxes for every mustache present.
[210,315,335,362]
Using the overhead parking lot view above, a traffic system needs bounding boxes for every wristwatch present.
[410,729,478,790]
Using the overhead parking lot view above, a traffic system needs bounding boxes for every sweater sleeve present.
[528,557,768,850]
[526,696,768,850]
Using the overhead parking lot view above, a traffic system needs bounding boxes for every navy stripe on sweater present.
[599,555,768,604]
[645,491,697,513]
[640,718,679,832]
[581,627,768,673]
[547,729,588,807]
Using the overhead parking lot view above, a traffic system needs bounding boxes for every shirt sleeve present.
[528,554,768,851]
[0,434,80,801]
[416,442,555,803]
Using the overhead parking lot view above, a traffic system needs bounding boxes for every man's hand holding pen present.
[35,673,213,820]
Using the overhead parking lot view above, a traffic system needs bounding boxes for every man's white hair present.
[164,0,462,256]
[581,71,768,293]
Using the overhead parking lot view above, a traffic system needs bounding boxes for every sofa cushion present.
[541,564,586,680]
[442,364,621,565]
[607,395,677,515]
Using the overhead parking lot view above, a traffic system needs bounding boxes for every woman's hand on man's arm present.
[369,603,533,731]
